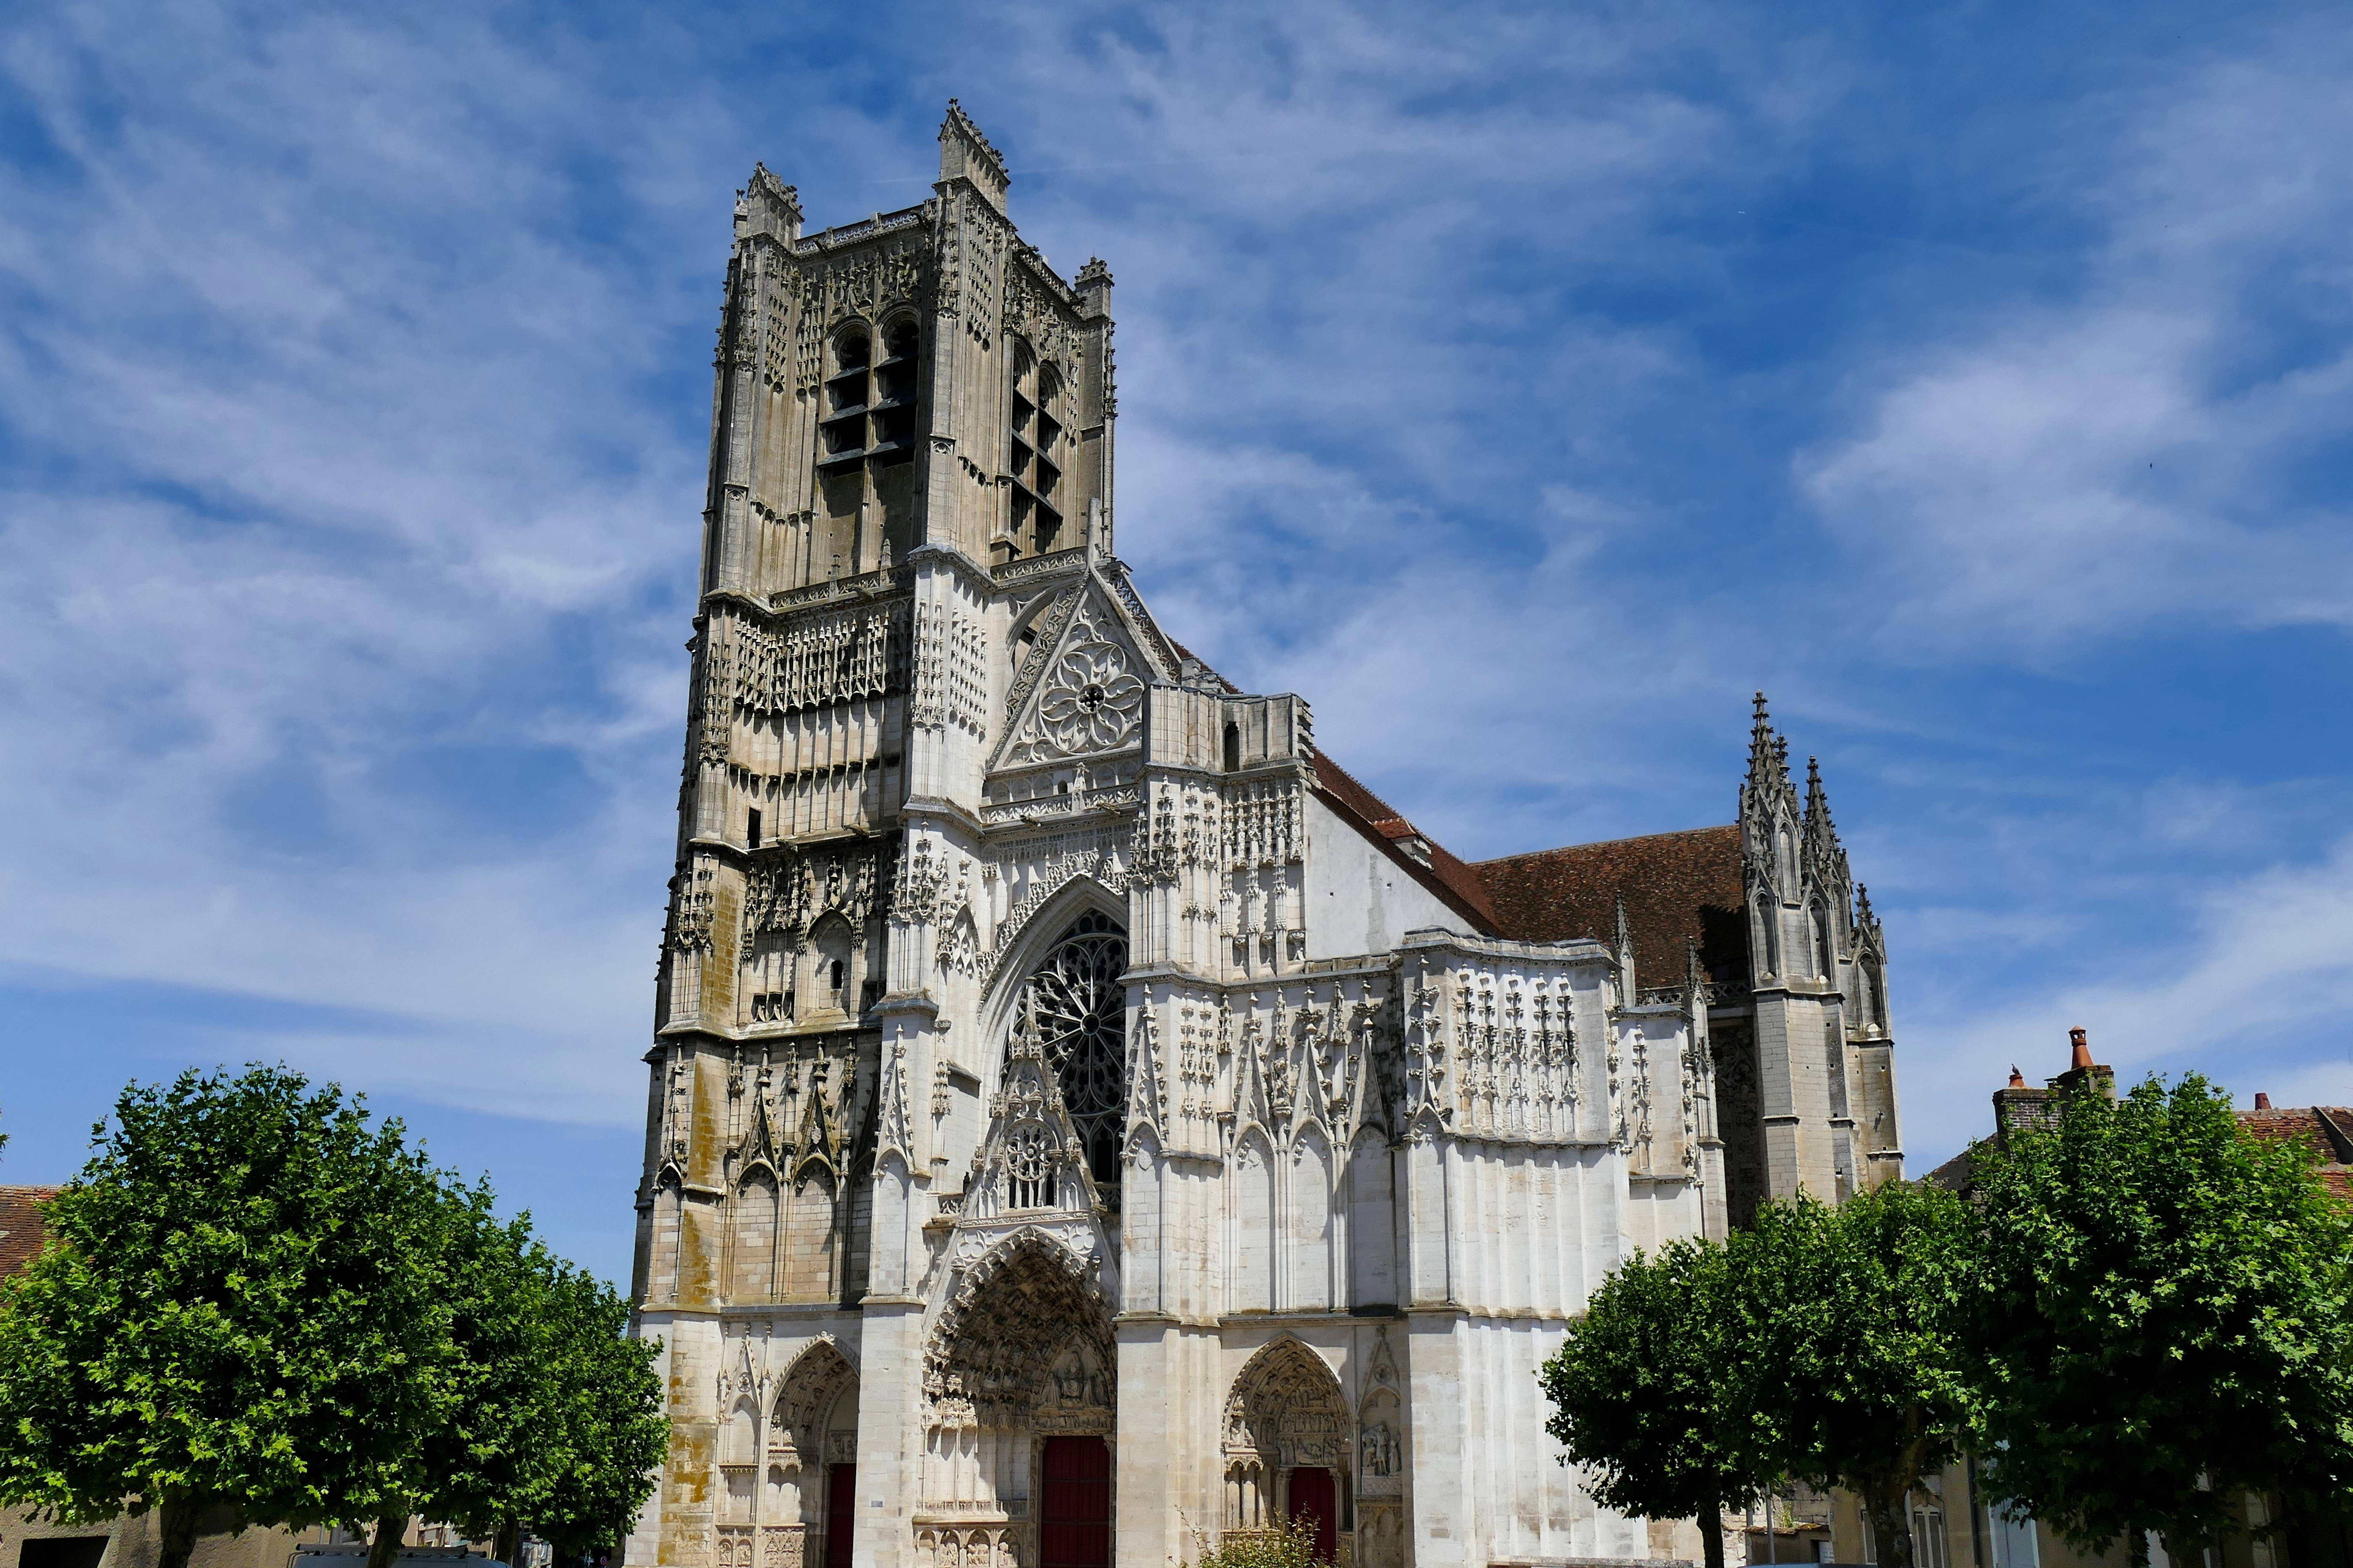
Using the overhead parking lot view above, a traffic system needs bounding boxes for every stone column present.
[851,1298,926,1568]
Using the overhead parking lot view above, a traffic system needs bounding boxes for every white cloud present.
[1902,833,2353,1166]
[1801,23,2353,651]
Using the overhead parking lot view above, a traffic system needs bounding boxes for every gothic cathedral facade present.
[628,104,1906,1568]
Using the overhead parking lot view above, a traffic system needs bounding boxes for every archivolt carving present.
[923,1228,1114,1428]
[1223,1337,1350,1471]
[975,854,1130,994]
[771,1339,857,1468]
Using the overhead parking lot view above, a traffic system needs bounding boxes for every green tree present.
[1541,1235,1772,1568]
[1951,1073,2353,1566]
[519,1255,666,1560]
[407,1186,562,1565]
[1733,1185,1968,1568]
[0,1066,461,1568]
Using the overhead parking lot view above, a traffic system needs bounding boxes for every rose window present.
[1037,636,1144,755]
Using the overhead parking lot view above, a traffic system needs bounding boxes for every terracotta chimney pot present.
[2008,1065,2027,1088]
[2069,1026,2094,1070]
[2255,1092,2274,1110]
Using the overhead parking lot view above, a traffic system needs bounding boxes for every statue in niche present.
[1361,1420,1400,1477]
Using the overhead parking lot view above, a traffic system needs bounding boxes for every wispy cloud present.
[1904,831,2353,1159]
[1801,21,2353,652]
[0,0,2348,1273]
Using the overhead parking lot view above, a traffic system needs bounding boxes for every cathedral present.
[627,104,1905,1568]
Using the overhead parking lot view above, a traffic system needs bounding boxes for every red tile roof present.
[1472,826,1749,990]
[2237,1106,2353,1199]
[0,1185,60,1278]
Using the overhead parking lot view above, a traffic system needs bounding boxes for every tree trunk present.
[368,1514,411,1568]
[494,1521,522,1567]
[1700,1495,1726,1568]
[1864,1485,1915,1568]
[157,1496,203,1568]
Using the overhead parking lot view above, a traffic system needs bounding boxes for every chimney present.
[2052,1026,2116,1101]
[2255,1092,2274,1111]
[1995,1059,2056,1142]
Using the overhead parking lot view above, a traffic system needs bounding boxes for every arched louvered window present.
[1005,346,1067,558]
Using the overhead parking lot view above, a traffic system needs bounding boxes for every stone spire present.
[1804,755,1833,840]
[1742,691,1798,818]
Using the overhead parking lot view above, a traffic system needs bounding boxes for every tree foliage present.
[0,1066,665,1568]
[1733,1184,1968,1568]
[531,1260,668,1559]
[1950,1073,2353,1562]
[1540,1234,1772,1568]
[1193,1514,1332,1568]
[0,1067,459,1568]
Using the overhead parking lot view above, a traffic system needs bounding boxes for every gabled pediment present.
[988,568,1176,775]
[967,1025,1103,1219]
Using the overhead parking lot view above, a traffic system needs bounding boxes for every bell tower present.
[635,103,1124,1568]
[701,100,1116,603]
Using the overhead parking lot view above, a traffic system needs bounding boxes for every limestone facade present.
[627,103,1905,1568]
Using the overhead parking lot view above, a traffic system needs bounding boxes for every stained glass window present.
[1018,911,1128,1186]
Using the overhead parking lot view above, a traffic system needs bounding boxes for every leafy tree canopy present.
[1951,1073,2353,1563]
[1541,1234,1774,1568]
[0,1065,666,1568]
[1732,1184,1968,1568]
[0,1066,459,1568]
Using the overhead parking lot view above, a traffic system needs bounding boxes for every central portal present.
[1040,1437,1112,1568]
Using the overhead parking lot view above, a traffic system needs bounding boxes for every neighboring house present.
[1876,1043,2353,1568]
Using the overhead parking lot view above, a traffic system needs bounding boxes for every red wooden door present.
[824,1463,857,1568]
[1288,1467,1338,1565]
[1040,1436,1113,1568]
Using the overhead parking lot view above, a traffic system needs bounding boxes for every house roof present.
[2237,1105,2353,1199]
[0,1185,60,1278]
[1472,825,1749,991]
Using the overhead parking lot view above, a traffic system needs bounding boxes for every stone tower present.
[1729,695,1901,1216]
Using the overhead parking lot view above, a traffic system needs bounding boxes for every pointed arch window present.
[1013,911,1128,1186]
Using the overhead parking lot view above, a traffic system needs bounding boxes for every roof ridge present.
[1469,823,1741,868]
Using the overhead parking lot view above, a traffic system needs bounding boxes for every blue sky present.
[4,0,2351,1285]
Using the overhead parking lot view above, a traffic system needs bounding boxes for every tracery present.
[1012,911,1128,1186]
